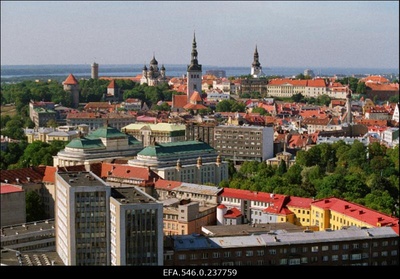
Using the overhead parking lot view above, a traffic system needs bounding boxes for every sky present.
[1,1,399,69]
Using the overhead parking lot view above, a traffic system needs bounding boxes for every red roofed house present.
[1,183,26,226]
[311,197,399,234]
[171,94,188,113]
[62,74,80,108]
[218,187,289,224]
[217,206,243,225]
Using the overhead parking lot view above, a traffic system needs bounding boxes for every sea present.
[1,64,399,82]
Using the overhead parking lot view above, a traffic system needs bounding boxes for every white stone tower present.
[91,62,99,79]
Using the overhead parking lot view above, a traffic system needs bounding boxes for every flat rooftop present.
[1,248,64,266]
[111,187,155,204]
[1,219,55,237]
[202,222,304,237]
[57,171,106,187]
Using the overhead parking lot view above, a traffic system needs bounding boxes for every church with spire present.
[140,54,167,86]
[186,32,202,103]
[250,45,265,78]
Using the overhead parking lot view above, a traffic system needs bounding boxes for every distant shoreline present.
[1,64,399,81]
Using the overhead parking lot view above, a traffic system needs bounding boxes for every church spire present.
[188,32,202,72]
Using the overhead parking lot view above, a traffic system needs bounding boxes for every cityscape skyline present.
[1,1,399,70]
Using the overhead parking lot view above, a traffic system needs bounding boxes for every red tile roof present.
[154,179,182,190]
[286,196,314,208]
[0,183,24,194]
[63,74,79,85]
[107,79,116,88]
[172,94,188,108]
[102,163,158,181]
[224,207,242,218]
[220,188,286,204]
[312,197,399,233]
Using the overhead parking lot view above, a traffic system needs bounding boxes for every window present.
[332,255,339,261]
[246,250,253,257]
[351,254,362,260]
[212,252,220,259]
[269,249,276,255]
[311,246,319,252]
[342,254,348,260]
[279,259,287,265]
[289,258,300,265]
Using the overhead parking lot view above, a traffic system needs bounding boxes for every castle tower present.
[63,73,80,108]
[91,62,99,79]
[187,32,202,103]
[251,45,265,78]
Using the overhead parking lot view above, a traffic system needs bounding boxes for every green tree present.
[26,190,47,221]
[291,93,305,103]
[276,159,288,175]
[356,82,366,94]
[251,107,268,115]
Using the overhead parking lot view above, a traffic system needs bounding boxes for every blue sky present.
[1,1,399,69]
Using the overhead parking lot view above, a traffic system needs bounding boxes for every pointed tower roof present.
[187,32,202,72]
[252,44,260,67]
[107,79,117,89]
[63,74,79,85]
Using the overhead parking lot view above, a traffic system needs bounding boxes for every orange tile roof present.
[183,103,207,110]
[172,94,188,108]
[367,83,399,91]
[299,110,326,118]
[190,91,203,102]
[107,79,116,88]
[360,75,390,84]
[63,74,79,85]
[268,78,308,86]
[42,166,57,183]
[307,79,327,87]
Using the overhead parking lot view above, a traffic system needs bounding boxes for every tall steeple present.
[251,44,265,78]
[187,32,202,103]
[187,32,202,72]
